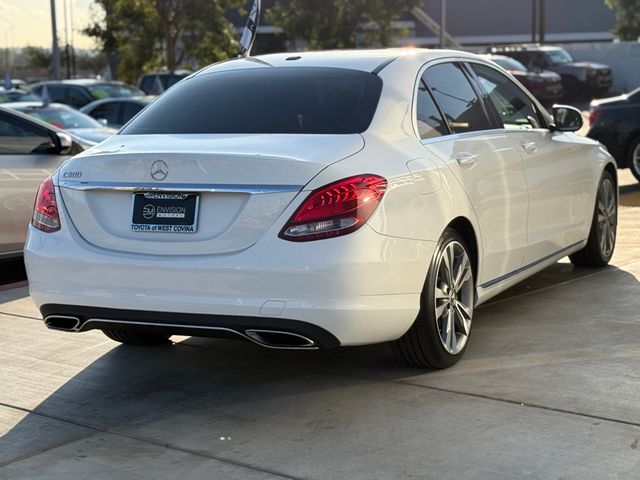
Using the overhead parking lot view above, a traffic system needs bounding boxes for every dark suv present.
[31,80,144,109]
[137,71,190,95]
[490,45,612,100]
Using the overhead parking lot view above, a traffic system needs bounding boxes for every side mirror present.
[97,118,108,127]
[55,132,73,155]
[552,105,584,132]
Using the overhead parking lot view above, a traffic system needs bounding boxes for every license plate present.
[130,192,199,233]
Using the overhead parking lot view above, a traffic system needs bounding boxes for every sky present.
[0,0,96,50]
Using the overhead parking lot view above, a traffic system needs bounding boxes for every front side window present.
[0,113,53,154]
[546,50,573,66]
[422,62,492,135]
[90,103,121,125]
[470,63,542,130]
[416,79,448,140]
[122,67,383,135]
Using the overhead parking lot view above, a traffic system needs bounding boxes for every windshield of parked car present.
[492,57,528,73]
[87,83,143,100]
[121,67,383,135]
[546,50,573,65]
[16,105,103,129]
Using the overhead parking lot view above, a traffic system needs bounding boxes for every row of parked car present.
[485,44,613,104]
[0,54,638,264]
[0,72,191,259]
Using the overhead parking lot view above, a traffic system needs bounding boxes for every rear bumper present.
[25,205,435,346]
[41,304,341,349]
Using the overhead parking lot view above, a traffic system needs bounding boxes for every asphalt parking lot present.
[1,171,639,479]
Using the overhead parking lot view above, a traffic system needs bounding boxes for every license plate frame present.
[130,191,200,233]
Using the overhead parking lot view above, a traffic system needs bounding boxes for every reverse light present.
[279,175,387,242]
[31,176,61,233]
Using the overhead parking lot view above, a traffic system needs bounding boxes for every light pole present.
[439,0,446,49]
[50,0,61,80]
[0,17,13,75]
[539,0,546,44]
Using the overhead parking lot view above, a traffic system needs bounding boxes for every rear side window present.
[122,67,383,135]
[416,79,448,140]
[423,63,492,135]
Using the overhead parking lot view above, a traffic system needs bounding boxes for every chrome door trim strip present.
[58,181,303,194]
[479,241,584,289]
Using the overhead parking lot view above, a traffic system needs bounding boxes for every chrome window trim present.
[58,180,303,194]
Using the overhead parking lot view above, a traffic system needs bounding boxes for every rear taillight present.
[279,175,387,242]
[589,108,602,126]
[31,176,61,233]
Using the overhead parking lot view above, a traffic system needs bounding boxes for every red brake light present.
[279,175,387,242]
[589,109,602,126]
[32,176,61,233]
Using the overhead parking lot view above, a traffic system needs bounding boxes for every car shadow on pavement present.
[1,263,639,471]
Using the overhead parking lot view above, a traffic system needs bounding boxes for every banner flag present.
[239,0,261,57]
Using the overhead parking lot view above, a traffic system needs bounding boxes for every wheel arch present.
[446,216,479,283]
[603,161,618,191]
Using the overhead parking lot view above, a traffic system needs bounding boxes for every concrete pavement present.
[1,172,639,479]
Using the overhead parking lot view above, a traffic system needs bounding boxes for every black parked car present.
[490,45,612,100]
[31,80,144,109]
[588,87,640,181]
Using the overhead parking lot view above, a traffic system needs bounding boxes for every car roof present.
[2,101,71,109]
[491,44,564,53]
[84,95,154,105]
[32,79,131,87]
[141,70,191,77]
[197,48,482,75]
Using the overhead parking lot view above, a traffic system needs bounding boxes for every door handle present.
[456,153,477,167]
[521,141,537,153]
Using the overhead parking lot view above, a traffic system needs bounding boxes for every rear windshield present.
[121,67,382,135]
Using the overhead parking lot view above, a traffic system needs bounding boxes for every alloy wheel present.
[596,177,617,259]
[434,241,474,355]
[633,143,640,177]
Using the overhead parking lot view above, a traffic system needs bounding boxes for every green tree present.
[267,0,421,50]
[84,0,241,84]
[605,0,640,40]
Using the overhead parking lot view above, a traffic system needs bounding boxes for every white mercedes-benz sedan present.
[25,49,617,369]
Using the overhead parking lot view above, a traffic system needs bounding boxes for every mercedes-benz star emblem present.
[150,160,168,181]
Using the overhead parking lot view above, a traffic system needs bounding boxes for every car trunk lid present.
[58,133,364,255]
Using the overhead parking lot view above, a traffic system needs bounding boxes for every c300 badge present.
[150,160,168,181]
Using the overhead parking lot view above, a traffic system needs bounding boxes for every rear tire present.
[569,171,617,267]
[628,136,640,183]
[393,228,475,369]
[102,329,171,346]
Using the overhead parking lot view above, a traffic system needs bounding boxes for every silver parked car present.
[4,102,117,145]
[0,106,85,258]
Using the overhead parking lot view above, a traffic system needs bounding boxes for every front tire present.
[569,171,617,267]
[102,329,171,346]
[393,228,475,369]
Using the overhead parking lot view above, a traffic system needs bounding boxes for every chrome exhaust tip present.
[44,315,81,332]
[244,329,317,349]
